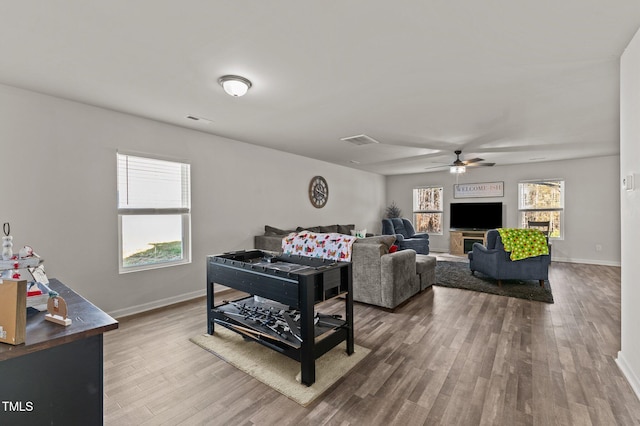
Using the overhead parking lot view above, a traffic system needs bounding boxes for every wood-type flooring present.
[104,261,640,425]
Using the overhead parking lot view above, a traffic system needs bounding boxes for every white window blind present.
[117,154,190,213]
[117,152,191,273]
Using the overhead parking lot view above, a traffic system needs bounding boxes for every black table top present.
[0,279,118,361]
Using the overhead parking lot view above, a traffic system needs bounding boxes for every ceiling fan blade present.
[375,139,458,151]
[467,162,496,167]
[424,163,450,170]
[459,141,609,156]
[462,157,484,165]
[360,151,450,167]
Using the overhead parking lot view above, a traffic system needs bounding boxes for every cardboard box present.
[0,278,27,345]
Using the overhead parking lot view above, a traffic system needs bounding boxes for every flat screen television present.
[450,202,502,230]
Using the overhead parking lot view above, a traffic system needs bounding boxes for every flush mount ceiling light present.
[218,75,252,97]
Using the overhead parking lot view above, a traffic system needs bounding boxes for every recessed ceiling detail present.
[0,3,636,175]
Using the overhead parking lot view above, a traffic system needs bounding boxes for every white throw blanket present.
[281,231,356,262]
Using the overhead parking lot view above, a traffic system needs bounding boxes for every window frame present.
[117,151,192,273]
[412,186,444,235]
[518,178,564,240]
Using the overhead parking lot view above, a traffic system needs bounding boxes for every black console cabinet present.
[0,279,118,425]
[206,250,353,386]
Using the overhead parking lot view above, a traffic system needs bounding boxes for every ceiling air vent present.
[340,134,380,146]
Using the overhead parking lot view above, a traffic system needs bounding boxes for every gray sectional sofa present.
[254,225,435,310]
[254,224,359,251]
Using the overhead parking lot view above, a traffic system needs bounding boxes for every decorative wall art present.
[454,181,504,198]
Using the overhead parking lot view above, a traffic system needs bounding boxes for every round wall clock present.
[309,176,328,208]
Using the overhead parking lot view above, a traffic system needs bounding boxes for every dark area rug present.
[435,260,554,303]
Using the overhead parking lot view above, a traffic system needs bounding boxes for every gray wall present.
[386,155,621,265]
[0,84,386,317]
[619,26,640,400]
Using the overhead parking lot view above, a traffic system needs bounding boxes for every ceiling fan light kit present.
[445,150,494,173]
[218,75,252,97]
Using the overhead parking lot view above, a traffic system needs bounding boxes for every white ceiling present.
[2,1,639,175]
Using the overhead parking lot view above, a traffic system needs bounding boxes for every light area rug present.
[190,327,370,406]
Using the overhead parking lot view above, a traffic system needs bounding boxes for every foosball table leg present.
[299,275,316,386]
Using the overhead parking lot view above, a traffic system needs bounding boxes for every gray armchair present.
[381,218,429,255]
[468,229,550,287]
[351,236,421,309]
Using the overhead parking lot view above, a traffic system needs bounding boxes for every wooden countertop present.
[0,279,118,361]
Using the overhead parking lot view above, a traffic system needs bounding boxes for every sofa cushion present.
[354,235,396,253]
[389,218,410,238]
[291,224,355,235]
[254,235,283,252]
[337,224,355,235]
[264,225,295,236]
[297,226,321,232]
[265,224,355,235]
[415,254,436,290]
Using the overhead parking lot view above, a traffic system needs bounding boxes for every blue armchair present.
[381,218,429,255]
[468,229,550,287]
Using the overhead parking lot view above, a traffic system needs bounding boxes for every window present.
[413,186,443,234]
[518,179,564,239]
[117,152,191,273]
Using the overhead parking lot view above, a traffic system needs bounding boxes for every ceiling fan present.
[443,150,495,173]
[340,132,511,174]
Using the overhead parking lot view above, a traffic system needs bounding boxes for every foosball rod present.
[213,319,293,352]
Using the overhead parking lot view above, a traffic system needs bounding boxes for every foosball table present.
[206,250,353,386]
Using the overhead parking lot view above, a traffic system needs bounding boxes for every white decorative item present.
[19,245,33,258]
[2,223,12,261]
[350,229,367,238]
[0,257,41,270]
[2,236,13,261]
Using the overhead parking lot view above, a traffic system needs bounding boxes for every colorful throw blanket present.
[282,231,357,262]
[497,228,549,261]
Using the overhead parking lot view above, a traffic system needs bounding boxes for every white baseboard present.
[551,257,621,267]
[430,247,452,254]
[108,289,206,319]
[432,249,621,267]
[616,351,640,401]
